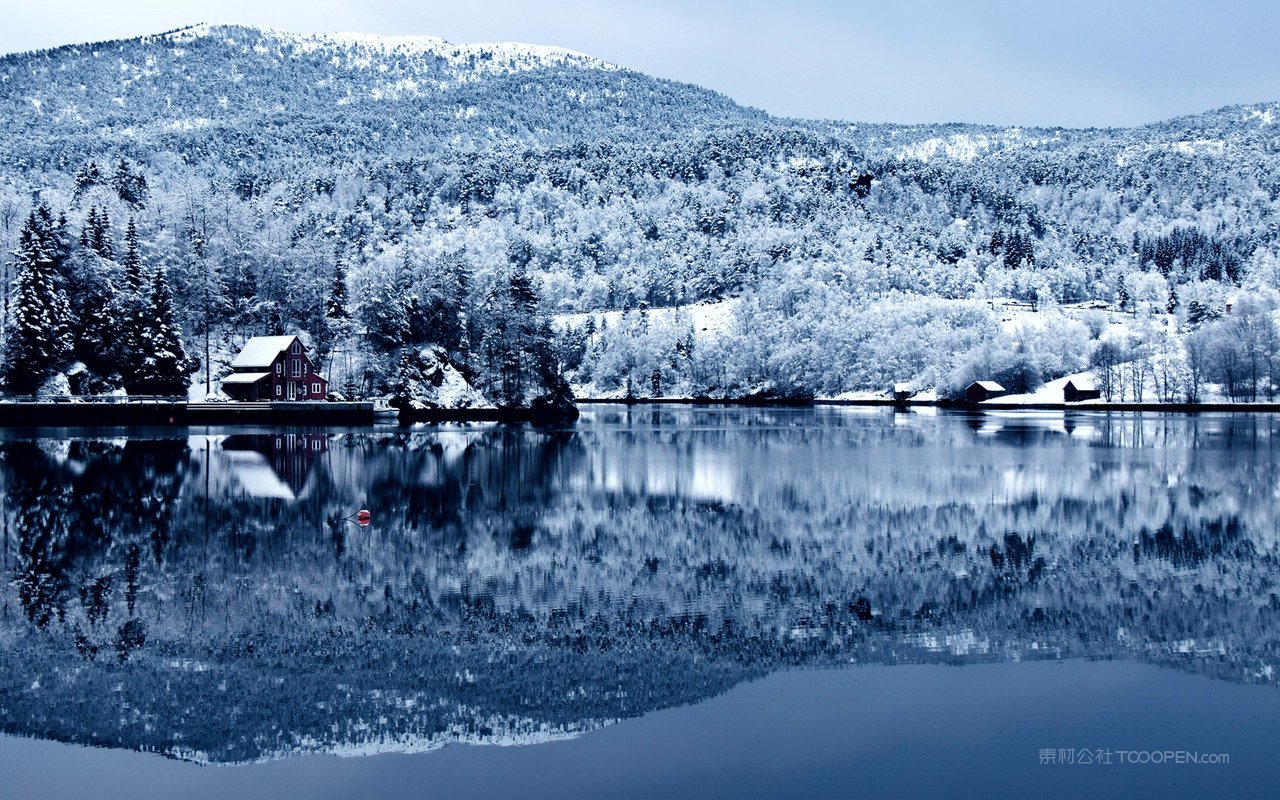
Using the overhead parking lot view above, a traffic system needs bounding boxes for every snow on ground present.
[987,370,1101,405]
[822,390,890,402]
[553,297,740,337]
[989,298,1175,335]
[162,24,612,74]
[401,347,489,409]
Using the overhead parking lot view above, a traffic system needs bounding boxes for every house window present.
[291,360,303,377]
[291,341,302,354]
[275,384,282,396]
[312,382,322,395]
[275,363,282,375]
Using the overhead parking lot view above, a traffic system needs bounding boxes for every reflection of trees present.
[1,438,187,630]
[1,413,1280,762]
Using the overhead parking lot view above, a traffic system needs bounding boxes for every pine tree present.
[122,217,143,293]
[319,261,352,365]
[130,267,189,396]
[2,209,74,394]
[325,263,350,323]
[72,161,102,205]
[92,206,113,260]
[81,207,98,251]
[114,219,164,392]
[477,266,564,406]
[64,243,120,381]
[113,160,149,208]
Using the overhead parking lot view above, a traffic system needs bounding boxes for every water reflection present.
[0,408,1278,763]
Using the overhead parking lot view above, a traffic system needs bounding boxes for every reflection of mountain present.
[0,410,1278,763]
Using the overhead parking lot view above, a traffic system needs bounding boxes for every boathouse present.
[221,336,328,402]
[964,380,1007,403]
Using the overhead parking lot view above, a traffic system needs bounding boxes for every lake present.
[0,406,1277,798]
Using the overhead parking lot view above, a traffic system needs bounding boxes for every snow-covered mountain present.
[0,23,752,160]
[0,25,1278,401]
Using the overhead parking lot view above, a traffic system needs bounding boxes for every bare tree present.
[1183,329,1211,404]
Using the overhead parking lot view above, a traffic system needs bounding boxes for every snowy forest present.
[2,24,1280,403]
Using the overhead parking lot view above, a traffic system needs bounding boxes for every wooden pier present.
[0,400,390,427]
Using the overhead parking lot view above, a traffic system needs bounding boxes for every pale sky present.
[2,0,1277,128]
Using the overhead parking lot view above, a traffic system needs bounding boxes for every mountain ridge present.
[6,24,1278,145]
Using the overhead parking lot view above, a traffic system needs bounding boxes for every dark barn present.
[965,381,1007,403]
[1063,379,1102,403]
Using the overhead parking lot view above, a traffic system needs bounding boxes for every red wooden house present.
[221,336,329,402]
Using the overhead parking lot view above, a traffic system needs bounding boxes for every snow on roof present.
[230,336,298,369]
[970,381,1006,391]
[1064,378,1097,391]
[220,371,271,384]
[893,383,912,393]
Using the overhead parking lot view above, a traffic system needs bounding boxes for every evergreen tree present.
[122,217,143,293]
[325,263,350,323]
[319,260,352,364]
[80,207,98,251]
[130,267,189,395]
[91,206,113,260]
[64,246,120,382]
[477,266,562,406]
[2,208,74,393]
[113,160,149,208]
[114,258,148,388]
[361,262,411,351]
[71,161,102,205]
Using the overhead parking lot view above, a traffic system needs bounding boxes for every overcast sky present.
[3,0,1277,128]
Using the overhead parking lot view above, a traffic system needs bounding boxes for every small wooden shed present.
[891,383,912,403]
[965,380,1007,403]
[1063,379,1101,403]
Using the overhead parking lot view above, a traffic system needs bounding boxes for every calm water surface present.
[0,406,1277,798]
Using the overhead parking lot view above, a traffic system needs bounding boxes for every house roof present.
[1064,378,1097,391]
[893,383,912,393]
[220,371,271,384]
[230,336,299,369]
[969,381,1006,392]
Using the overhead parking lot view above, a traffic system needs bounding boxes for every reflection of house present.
[965,381,1007,403]
[222,433,328,499]
[1063,379,1101,403]
[222,336,328,402]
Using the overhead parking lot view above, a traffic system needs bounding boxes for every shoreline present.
[0,400,581,427]
[3,396,1279,428]
[575,396,1280,413]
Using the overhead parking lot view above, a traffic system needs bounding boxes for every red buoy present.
[356,509,372,527]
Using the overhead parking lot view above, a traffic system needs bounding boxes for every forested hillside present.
[1,24,1278,401]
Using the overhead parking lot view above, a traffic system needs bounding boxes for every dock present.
[0,400,389,426]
